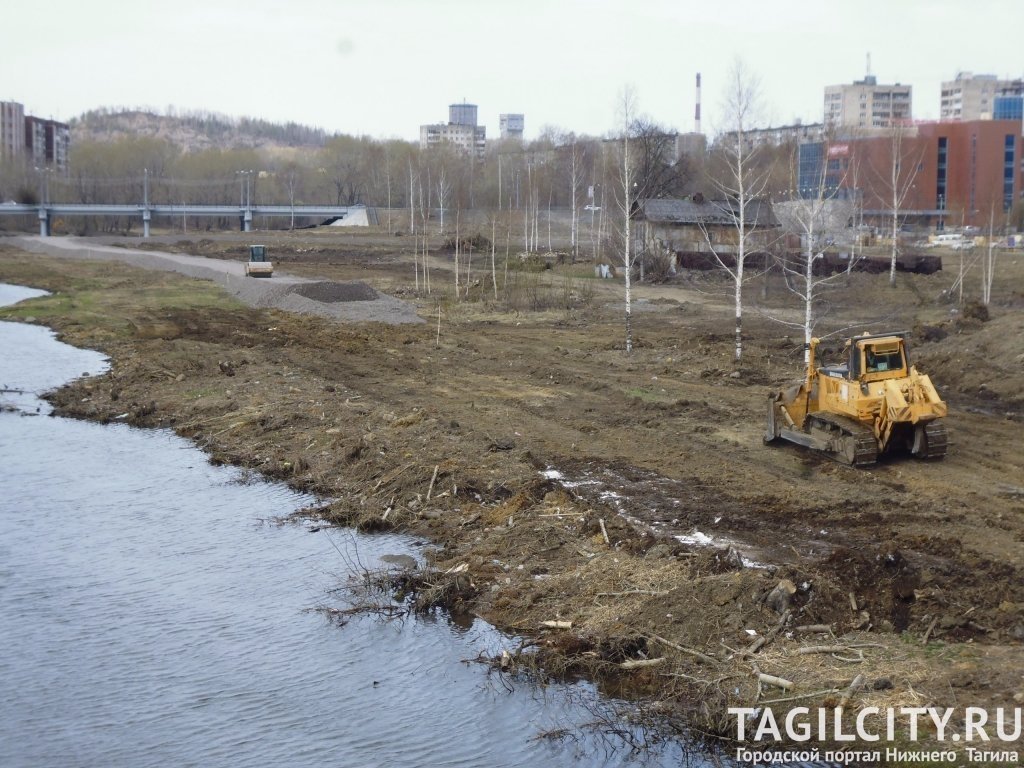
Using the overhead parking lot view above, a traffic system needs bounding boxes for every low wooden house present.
[631,196,780,270]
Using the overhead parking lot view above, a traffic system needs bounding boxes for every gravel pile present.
[288,281,378,303]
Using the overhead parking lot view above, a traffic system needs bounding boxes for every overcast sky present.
[8,0,1023,142]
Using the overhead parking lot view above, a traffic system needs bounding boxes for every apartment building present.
[0,100,71,170]
[419,102,486,156]
[824,75,913,129]
[1,101,25,160]
[940,72,1024,121]
[25,116,70,169]
[722,121,826,154]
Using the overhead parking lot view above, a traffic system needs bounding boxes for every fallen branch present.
[645,633,719,665]
[922,616,939,644]
[426,465,440,500]
[796,645,852,655]
[661,671,742,685]
[596,590,670,598]
[620,657,666,670]
[838,673,866,709]
[740,610,791,657]
[831,649,865,663]
[757,672,794,691]
[794,624,833,635]
[845,642,887,649]
[743,636,767,656]
[759,688,840,705]
[598,518,610,546]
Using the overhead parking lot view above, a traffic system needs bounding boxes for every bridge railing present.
[0,203,367,236]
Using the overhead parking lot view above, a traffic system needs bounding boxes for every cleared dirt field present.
[2,229,1022,750]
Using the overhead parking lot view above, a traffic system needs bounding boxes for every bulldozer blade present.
[764,395,780,444]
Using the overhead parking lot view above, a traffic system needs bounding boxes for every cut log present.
[620,657,666,670]
[758,673,794,691]
[540,620,572,630]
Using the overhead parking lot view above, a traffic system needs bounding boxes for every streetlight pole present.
[236,169,254,232]
[34,166,50,205]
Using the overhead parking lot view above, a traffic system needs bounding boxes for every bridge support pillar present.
[142,209,151,238]
[243,209,253,233]
[38,208,50,237]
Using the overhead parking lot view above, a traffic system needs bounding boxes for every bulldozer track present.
[919,421,948,459]
[806,412,879,466]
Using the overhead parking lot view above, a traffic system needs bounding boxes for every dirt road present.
[2,232,1022,748]
[12,235,422,324]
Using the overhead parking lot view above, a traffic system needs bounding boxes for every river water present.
[0,284,699,768]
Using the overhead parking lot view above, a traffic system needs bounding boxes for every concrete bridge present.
[0,203,370,236]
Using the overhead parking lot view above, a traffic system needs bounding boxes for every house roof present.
[633,197,779,228]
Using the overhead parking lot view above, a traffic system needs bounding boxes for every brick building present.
[799,119,1020,229]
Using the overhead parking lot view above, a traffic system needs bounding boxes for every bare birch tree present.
[874,122,923,287]
[436,166,450,233]
[383,144,393,235]
[981,208,999,306]
[704,59,773,362]
[773,159,853,361]
[567,138,583,263]
[283,162,299,230]
[408,158,416,236]
[611,86,640,353]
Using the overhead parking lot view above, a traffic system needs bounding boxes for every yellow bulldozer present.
[765,332,947,465]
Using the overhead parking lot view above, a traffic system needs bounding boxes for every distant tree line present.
[0,109,717,237]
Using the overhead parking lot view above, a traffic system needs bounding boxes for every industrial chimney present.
[694,72,702,134]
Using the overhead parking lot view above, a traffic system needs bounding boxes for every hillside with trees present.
[71,108,335,152]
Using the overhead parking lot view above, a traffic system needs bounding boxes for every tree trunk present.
[804,227,815,363]
[491,219,498,300]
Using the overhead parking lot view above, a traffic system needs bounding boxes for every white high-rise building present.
[824,75,912,129]
[499,113,524,140]
[940,72,1024,121]
[1,101,25,160]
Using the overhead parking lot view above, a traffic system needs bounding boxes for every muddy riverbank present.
[2,239,1022,757]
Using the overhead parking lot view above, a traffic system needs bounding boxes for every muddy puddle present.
[0,284,711,767]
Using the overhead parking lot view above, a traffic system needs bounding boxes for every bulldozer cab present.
[854,335,908,382]
[249,244,267,262]
[819,334,909,382]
